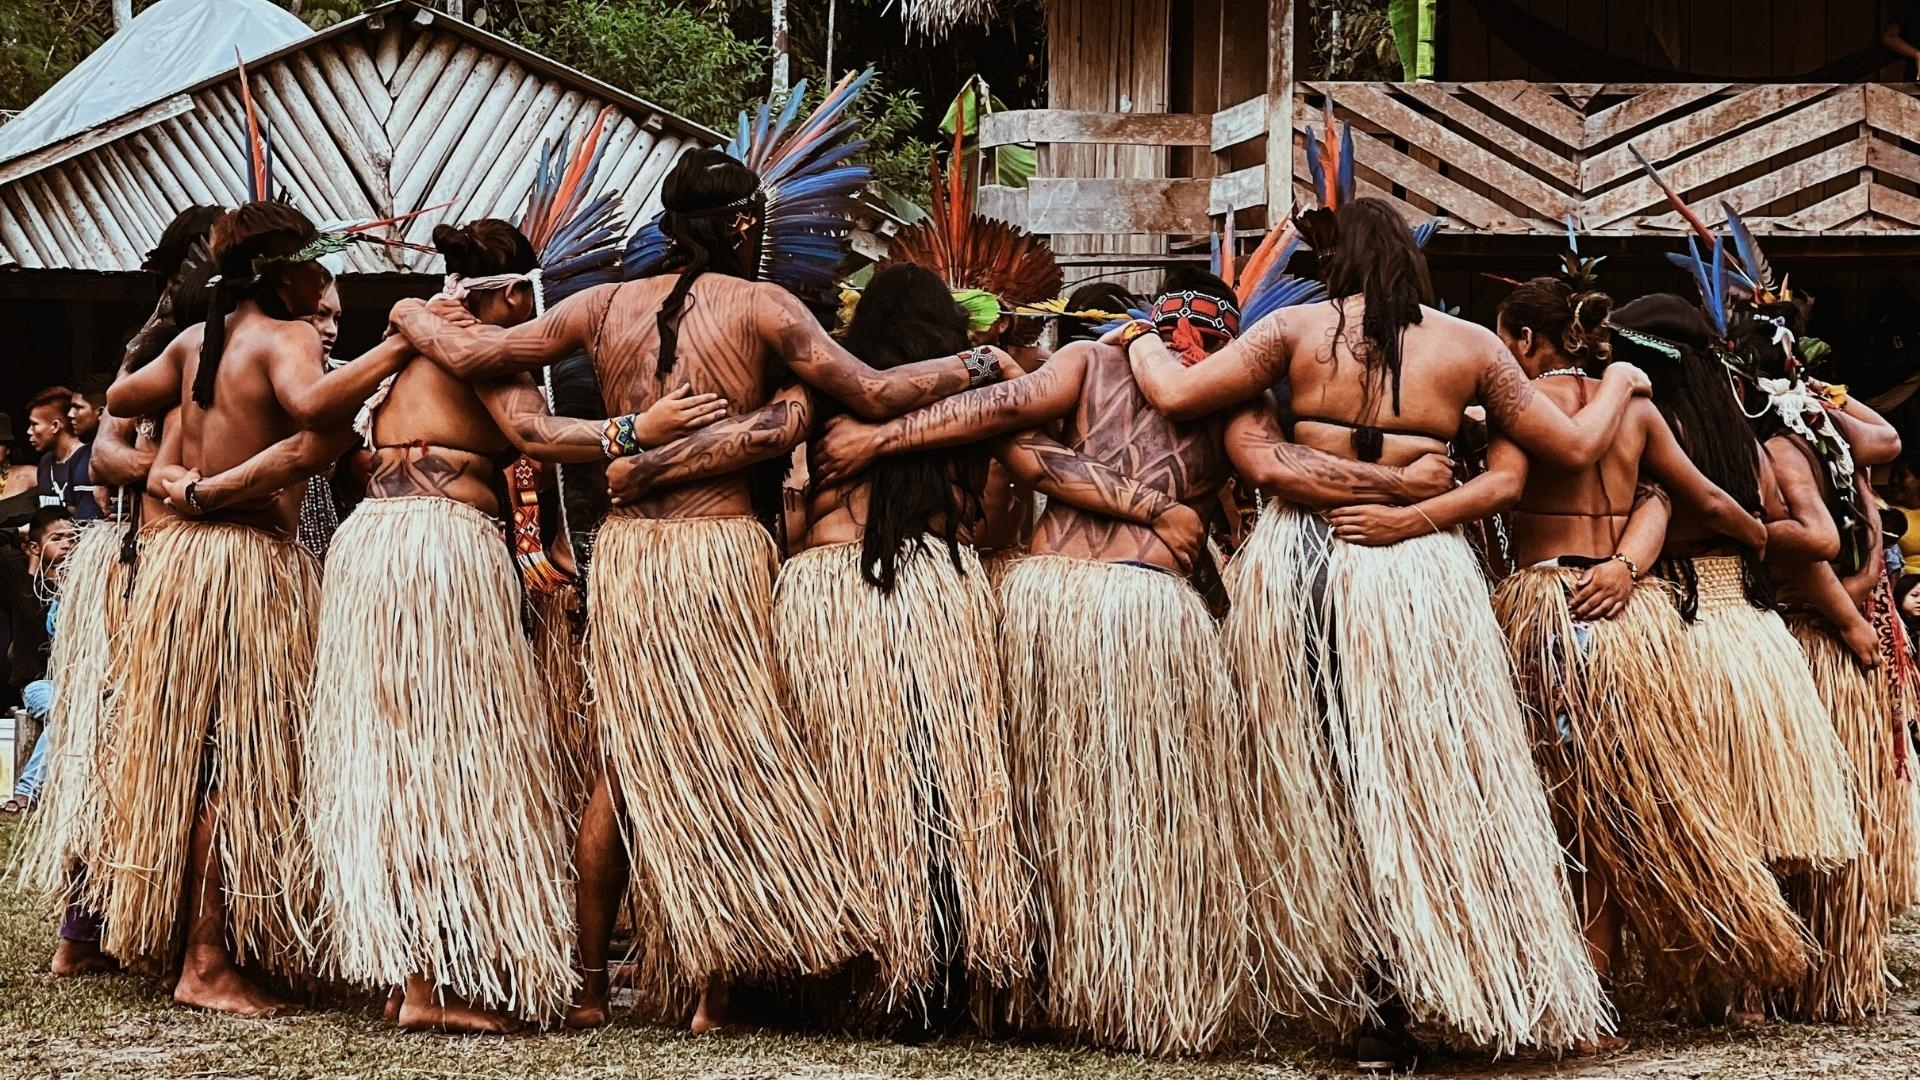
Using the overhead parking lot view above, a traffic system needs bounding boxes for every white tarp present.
[0,0,311,165]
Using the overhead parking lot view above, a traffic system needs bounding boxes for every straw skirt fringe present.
[772,541,1031,1003]
[1491,570,1810,994]
[999,555,1246,1056]
[304,497,576,1023]
[529,582,594,822]
[1682,558,1861,868]
[585,514,867,985]
[1779,619,1902,1022]
[14,522,131,903]
[95,521,318,973]
[1237,505,1606,1053]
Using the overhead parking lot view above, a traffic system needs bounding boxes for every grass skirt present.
[305,497,576,1023]
[584,515,867,986]
[1229,505,1605,1052]
[529,582,594,823]
[773,541,1031,1004]
[14,522,131,904]
[1491,570,1810,996]
[1778,619,1903,1022]
[1682,558,1861,868]
[94,521,319,973]
[999,554,1246,1056]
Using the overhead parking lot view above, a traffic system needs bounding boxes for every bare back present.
[175,313,318,535]
[1508,376,1647,565]
[1280,299,1491,467]
[367,358,513,514]
[587,275,779,520]
[1031,342,1224,570]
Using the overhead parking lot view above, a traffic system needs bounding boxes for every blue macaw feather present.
[1564,215,1578,255]
[1711,233,1730,336]
[1336,120,1355,207]
[1242,274,1329,330]
[1720,201,1773,292]
[1305,134,1326,207]
[1412,218,1442,248]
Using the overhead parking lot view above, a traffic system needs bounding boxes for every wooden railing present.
[978,82,1920,243]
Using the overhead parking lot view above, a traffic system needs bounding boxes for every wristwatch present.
[183,480,203,514]
[962,346,998,389]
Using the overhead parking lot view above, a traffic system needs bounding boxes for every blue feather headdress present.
[515,107,628,312]
[624,71,876,296]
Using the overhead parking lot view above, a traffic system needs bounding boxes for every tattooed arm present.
[1635,400,1766,551]
[607,383,814,506]
[391,287,604,380]
[1124,314,1291,421]
[1224,401,1456,509]
[269,330,414,430]
[810,345,1090,486]
[1324,435,1527,545]
[476,378,729,464]
[995,429,1177,524]
[1482,343,1648,470]
[758,285,993,420]
[152,427,353,515]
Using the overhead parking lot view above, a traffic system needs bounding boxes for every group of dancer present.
[12,71,1920,1072]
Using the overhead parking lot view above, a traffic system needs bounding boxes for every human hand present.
[1568,558,1633,620]
[982,345,1023,382]
[424,296,479,327]
[1400,453,1457,501]
[607,455,657,507]
[162,469,204,516]
[1150,501,1204,573]
[632,385,729,449]
[1324,504,1428,546]
[811,414,885,487]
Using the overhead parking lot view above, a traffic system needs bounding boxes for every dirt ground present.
[2,818,1915,1079]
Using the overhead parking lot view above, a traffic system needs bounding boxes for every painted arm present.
[106,336,187,417]
[1480,348,1647,470]
[1323,435,1527,546]
[1824,396,1902,467]
[994,429,1176,525]
[1634,401,1767,551]
[153,427,355,516]
[269,331,413,429]
[757,284,988,420]
[1764,437,1842,563]
[1223,401,1456,509]
[1124,314,1290,421]
[390,287,602,380]
[607,383,814,507]
[88,414,154,489]
[475,378,729,464]
[809,344,1090,487]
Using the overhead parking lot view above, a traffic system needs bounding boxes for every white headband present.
[439,267,546,315]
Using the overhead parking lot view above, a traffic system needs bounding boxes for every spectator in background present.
[1899,574,1920,638]
[25,387,97,522]
[1882,460,1920,575]
[0,414,37,501]
[1887,2,1920,79]
[67,378,106,443]
[1,507,77,813]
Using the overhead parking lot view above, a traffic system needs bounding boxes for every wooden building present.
[0,0,716,406]
[954,0,1920,397]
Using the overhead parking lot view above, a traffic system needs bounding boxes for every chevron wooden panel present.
[1294,81,1920,237]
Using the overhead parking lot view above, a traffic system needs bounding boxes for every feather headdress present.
[1294,97,1441,253]
[880,125,1064,325]
[624,71,876,297]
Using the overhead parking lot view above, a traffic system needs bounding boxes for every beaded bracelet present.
[1116,319,1159,352]
[1609,552,1640,581]
[600,413,643,458]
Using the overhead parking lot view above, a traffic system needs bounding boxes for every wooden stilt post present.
[1266,0,1294,228]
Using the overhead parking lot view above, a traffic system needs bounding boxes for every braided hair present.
[649,149,763,376]
[197,201,320,407]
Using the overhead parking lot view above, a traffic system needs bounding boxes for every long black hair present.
[1615,293,1771,611]
[197,201,319,407]
[840,264,984,592]
[651,149,763,376]
[1057,282,1138,346]
[124,205,225,374]
[1321,198,1434,418]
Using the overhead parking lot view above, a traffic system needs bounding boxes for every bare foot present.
[382,988,403,1023]
[690,983,729,1035]
[173,949,293,1018]
[50,938,117,977]
[565,968,612,1029]
[397,988,524,1035]
[1573,1035,1629,1056]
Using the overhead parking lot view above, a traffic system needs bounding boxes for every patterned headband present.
[1152,290,1242,338]
[1608,324,1683,361]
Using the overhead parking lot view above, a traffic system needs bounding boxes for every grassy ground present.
[1,818,1916,1080]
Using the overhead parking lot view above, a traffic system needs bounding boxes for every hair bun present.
[432,223,475,261]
